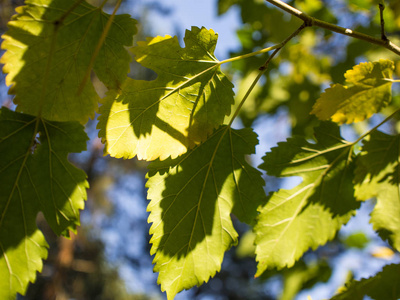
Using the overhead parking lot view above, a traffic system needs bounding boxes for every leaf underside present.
[146,126,266,299]
[98,26,235,161]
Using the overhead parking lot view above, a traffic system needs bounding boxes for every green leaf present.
[217,0,240,15]
[0,107,88,299]
[354,131,400,250]
[342,232,370,249]
[1,0,137,123]
[255,122,359,275]
[330,264,400,300]
[98,26,234,160]
[311,59,394,124]
[146,126,266,299]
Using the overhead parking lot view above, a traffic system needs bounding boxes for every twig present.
[265,0,400,56]
[259,23,306,70]
[228,24,306,127]
[354,108,400,144]
[379,2,388,41]
[219,44,281,65]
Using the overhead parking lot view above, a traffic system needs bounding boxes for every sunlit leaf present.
[146,126,266,299]
[330,264,400,300]
[98,26,234,160]
[0,107,88,299]
[354,131,400,250]
[0,0,137,123]
[255,122,359,274]
[311,59,394,124]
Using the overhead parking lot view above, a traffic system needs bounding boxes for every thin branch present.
[227,24,306,127]
[259,23,306,70]
[219,44,281,65]
[265,0,400,57]
[379,2,388,41]
[354,108,400,144]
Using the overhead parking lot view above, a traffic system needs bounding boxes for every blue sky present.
[133,0,241,59]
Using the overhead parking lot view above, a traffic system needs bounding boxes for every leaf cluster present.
[2,0,400,299]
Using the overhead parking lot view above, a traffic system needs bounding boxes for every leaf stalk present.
[354,108,400,144]
[227,23,306,127]
[219,44,281,65]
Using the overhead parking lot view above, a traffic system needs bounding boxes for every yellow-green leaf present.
[98,27,234,160]
[0,0,137,123]
[146,126,266,299]
[255,122,359,275]
[311,59,394,124]
[354,131,400,251]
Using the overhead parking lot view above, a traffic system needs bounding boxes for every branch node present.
[304,17,313,28]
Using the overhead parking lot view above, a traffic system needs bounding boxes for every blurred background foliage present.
[1,0,400,299]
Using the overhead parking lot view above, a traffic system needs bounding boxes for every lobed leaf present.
[354,131,400,251]
[311,59,394,124]
[1,0,137,123]
[255,122,359,275]
[330,264,400,300]
[98,26,235,161]
[146,126,266,299]
[0,107,88,299]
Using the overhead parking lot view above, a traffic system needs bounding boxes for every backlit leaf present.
[98,26,234,160]
[146,126,266,299]
[311,59,394,124]
[1,0,137,123]
[354,131,400,251]
[255,122,359,275]
[0,107,88,299]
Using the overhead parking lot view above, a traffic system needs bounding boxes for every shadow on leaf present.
[146,126,266,296]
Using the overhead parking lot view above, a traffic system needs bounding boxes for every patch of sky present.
[263,276,284,299]
[0,50,14,109]
[126,0,242,60]
[119,262,160,295]
[87,170,160,296]
[278,61,294,76]
[252,108,302,191]
[174,289,196,300]
[313,0,373,63]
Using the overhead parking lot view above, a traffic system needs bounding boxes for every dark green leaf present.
[146,126,266,299]
[0,108,88,299]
